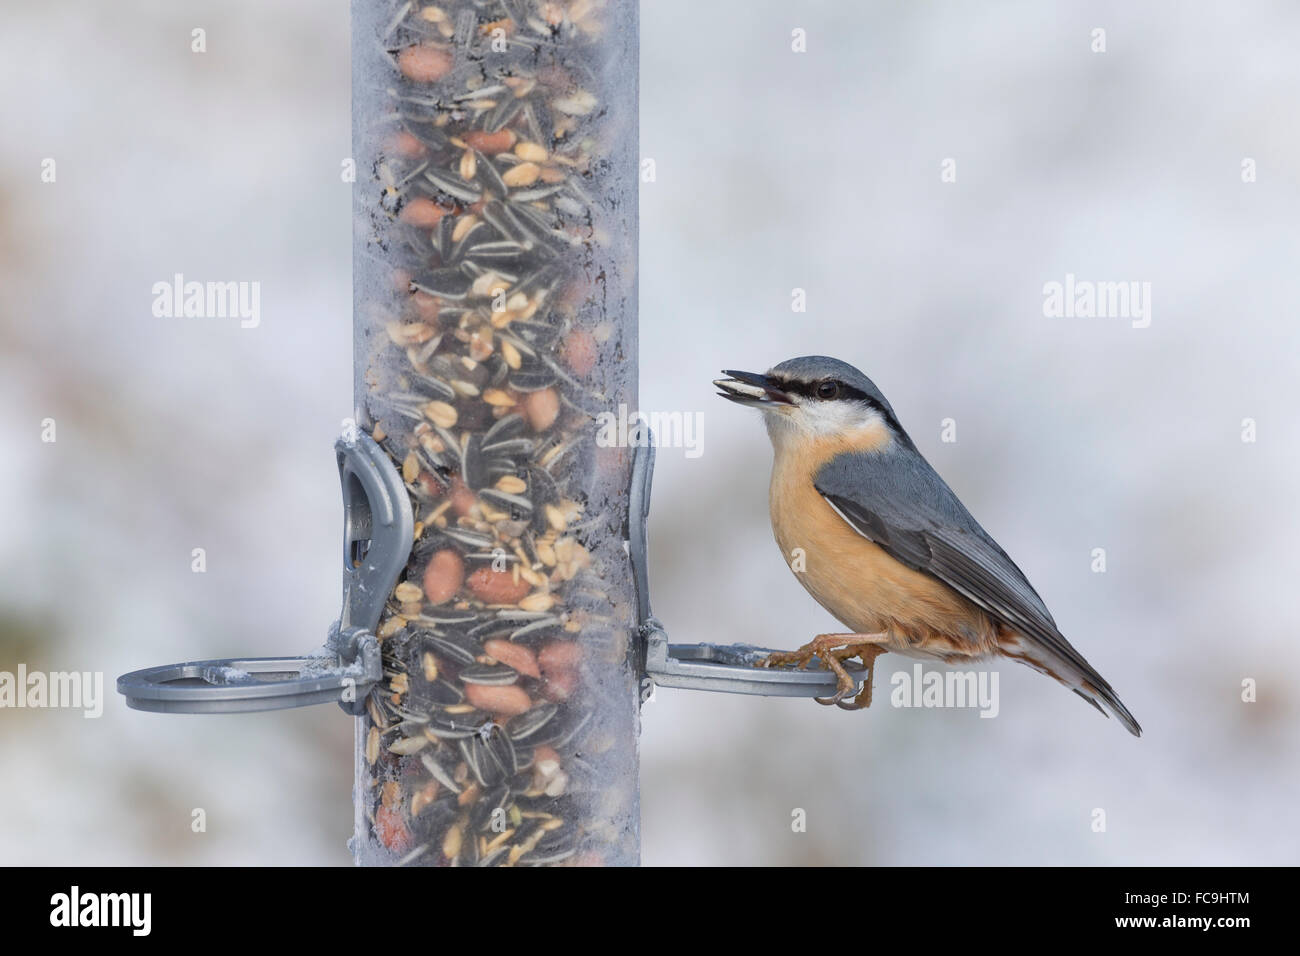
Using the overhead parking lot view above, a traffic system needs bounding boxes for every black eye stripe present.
[771,375,914,447]
[775,377,870,403]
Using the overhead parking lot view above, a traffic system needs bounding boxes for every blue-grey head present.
[714,356,912,451]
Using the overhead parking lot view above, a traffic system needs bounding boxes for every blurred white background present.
[1,0,1297,865]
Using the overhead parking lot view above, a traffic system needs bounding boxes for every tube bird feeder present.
[349,0,640,866]
[120,0,641,868]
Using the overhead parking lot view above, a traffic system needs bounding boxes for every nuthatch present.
[715,356,1141,736]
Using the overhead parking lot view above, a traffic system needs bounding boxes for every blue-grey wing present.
[813,450,1066,657]
[815,448,1140,736]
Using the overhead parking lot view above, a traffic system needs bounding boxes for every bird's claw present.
[760,634,886,710]
[814,671,867,709]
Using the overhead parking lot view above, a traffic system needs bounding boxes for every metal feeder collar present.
[117,432,407,715]
[117,429,865,715]
[630,431,867,697]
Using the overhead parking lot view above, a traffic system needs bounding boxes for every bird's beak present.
[713,370,794,408]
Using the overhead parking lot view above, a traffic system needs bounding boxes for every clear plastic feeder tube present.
[350,0,639,866]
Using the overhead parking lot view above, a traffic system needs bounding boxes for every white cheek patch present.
[798,400,885,436]
[763,407,799,448]
[763,400,889,450]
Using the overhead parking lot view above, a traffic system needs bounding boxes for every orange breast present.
[767,432,1000,659]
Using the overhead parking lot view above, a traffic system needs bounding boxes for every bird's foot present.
[757,633,889,710]
[827,644,887,711]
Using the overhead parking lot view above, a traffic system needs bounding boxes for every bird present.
[714,356,1141,736]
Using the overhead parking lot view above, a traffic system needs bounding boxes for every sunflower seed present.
[459,663,520,686]
[508,702,558,741]
[424,167,483,204]
[420,751,461,794]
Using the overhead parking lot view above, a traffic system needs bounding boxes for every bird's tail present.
[999,633,1142,737]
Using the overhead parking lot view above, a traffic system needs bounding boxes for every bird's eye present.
[816,380,840,400]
